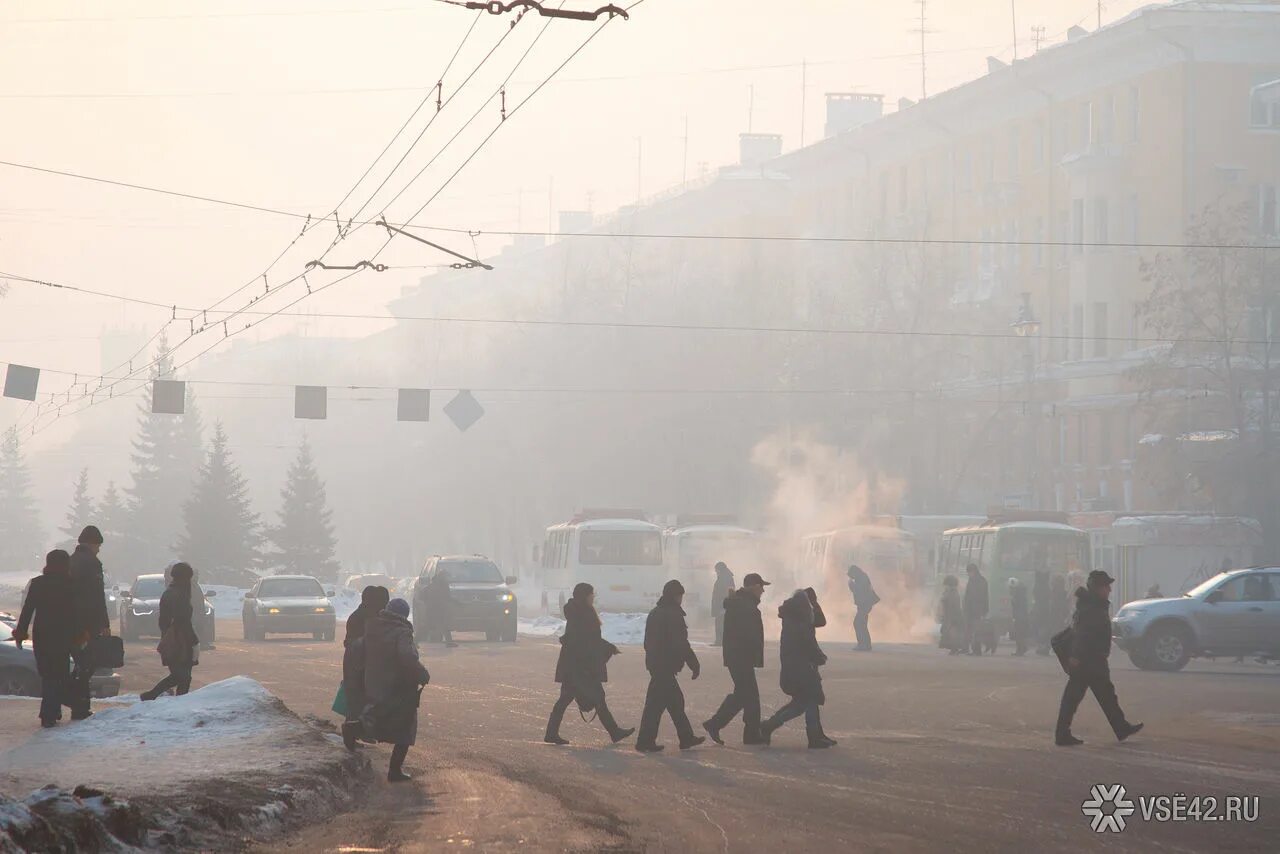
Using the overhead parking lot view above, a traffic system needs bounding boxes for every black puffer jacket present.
[69,545,109,636]
[644,596,699,677]
[778,591,827,705]
[555,598,618,685]
[721,589,764,670]
[1069,587,1112,663]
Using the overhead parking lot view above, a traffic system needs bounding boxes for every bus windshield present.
[677,533,753,568]
[580,530,663,566]
[999,529,1089,575]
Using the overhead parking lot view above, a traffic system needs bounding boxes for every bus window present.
[579,530,663,565]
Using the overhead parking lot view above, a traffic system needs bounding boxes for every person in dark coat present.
[362,598,430,781]
[635,580,703,753]
[937,575,964,655]
[1032,571,1052,655]
[846,564,880,651]
[342,585,390,750]
[141,562,199,700]
[1008,577,1030,656]
[544,583,635,745]
[962,562,989,656]
[760,588,834,748]
[703,572,770,745]
[1055,570,1143,746]
[710,562,734,646]
[13,550,76,728]
[419,570,458,647]
[67,525,110,720]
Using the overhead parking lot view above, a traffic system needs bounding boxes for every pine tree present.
[0,429,43,570]
[121,337,205,570]
[176,422,262,582]
[266,437,340,580]
[61,468,96,545]
[97,481,129,546]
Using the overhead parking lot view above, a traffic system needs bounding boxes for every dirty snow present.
[518,612,650,645]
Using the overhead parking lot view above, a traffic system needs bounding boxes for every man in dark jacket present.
[14,550,76,728]
[1055,570,1143,746]
[710,562,734,646]
[703,572,770,745]
[847,564,880,651]
[343,585,390,750]
[67,525,110,720]
[636,580,704,753]
[962,562,989,656]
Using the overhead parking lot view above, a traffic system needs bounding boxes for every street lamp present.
[1012,292,1041,506]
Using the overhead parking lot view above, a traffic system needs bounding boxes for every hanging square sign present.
[397,388,431,422]
[151,379,186,414]
[295,385,328,420]
[2,364,39,401]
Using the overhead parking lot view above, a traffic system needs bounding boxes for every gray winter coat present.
[363,610,430,745]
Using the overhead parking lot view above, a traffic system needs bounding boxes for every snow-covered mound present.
[0,677,342,796]
[518,612,649,645]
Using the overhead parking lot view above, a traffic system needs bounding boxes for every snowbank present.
[518,612,649,645]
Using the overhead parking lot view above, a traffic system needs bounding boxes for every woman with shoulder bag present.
[544,583,635,745]
[142,562,199,700]
[362,598,430,782]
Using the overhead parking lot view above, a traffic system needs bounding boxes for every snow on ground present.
[518,612,650,645]
[0,676,345,797]
[204,585,362,622]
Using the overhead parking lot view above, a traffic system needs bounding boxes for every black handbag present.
[1050,627,1074,675]
[90,635,125,669]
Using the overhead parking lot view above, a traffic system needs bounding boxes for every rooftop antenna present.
[1032,24,1046,52]
[1097,0,1103,30]
[1011,0,1019,60]
[911,0,933,99]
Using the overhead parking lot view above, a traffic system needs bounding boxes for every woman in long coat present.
[142,562,199,700]
[938,575,965,655]
[544,583,635,745]
[362,598,430,782]
[760,588,835,748]
[13,550,76,727]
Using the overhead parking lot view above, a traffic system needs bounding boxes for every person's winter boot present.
[1117,722,1144,742]
[544,733,570,745]
[757,719,778,746]
[40,719,57,729]
[1055,732,1084,747]
[609,726,636,744]
[635,742,664,753]
[807,734,834,749]
[679,735,706,751]
[342,721,362,752]
[139,690,157,702]
[702,720,724,746]
[388,745,411,782]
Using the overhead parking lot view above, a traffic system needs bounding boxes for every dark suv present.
[412,556,517,642]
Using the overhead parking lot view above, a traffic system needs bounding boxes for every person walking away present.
[67,525,110,720]
[13,550,77,727]
[760,588,835,748]
[1054,570,1143,746]
[342,585,390,750]
[362,598,431,781]
[635,580,704,753]
[846,564,880,651]
[141,563,199,700]
[711,562,734,646]
[703,572,771,745]
[962,563,989,656]
[1009,577,1030,656]
[544,583,635,745]
[423,570,458,647]
[938,575,964,655]
[1032,571,1052,655]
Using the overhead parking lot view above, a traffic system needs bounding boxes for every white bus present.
[794,526,918,595]
[664,524,760,622]
[542,514,666,612]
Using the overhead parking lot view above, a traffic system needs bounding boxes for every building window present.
[1076,413,1086,464]
[1009,126,1020,178]
[1129,84,1140,141]
[1072,199,1085,255]
[1056,209,1069,267]
[1034,120,1046,169]
[1092,196,1110,249]
[1099,93,1115,145]
[1080,101,1092,148]
[1099,411,1113,464]
[1059,416,1068,466]
[1033,216,1045,267]
[1259,183,1279,236]
[985,139,996,184]
[1249,75,1280,128]
[1092,301,1109,358]
[1072,303,1085,361]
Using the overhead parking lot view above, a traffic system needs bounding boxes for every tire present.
[1145,623,1193,671]
[1128,649,1154,670]
[485,629,500,642]
[313,631,325,641]
[503,617,518,643]
[0,667,39,697]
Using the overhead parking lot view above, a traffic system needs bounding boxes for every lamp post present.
[1012,292,1042,507]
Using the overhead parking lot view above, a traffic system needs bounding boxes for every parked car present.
[119,573,216,643]
[0,621,121,698]
[411,555,518,642]
[201,565,262,588]
[1113,567,1280,671]
[344,573,398,593]
[242,575,337,641]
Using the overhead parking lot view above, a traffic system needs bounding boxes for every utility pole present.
[1011,0,1019,61]
[681,115,689,187]
[1032,25,1045,53]
[1097,0,1102,30]
[748,84,755,133]
[913,0,930,100]
[635,137,642,200]
[800,59,807,148]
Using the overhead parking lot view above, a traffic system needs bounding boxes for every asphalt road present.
[109,619,1279,853]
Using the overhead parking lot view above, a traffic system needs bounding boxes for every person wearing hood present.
[362,598,431,781]
[1055,571,1143,747]
[67,525,110,720]
[141,562,199,701]
[760,588,835,748]
[342,585,390,750]
[710,562,734,646]
[846,564,880,652]
[635,580,704,753]
[1008,577,1030,656]
[544,583,635,745]
[13,550,77,728]
[703,572,770,745]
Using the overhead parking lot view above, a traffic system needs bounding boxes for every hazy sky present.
[1,0,1150,449]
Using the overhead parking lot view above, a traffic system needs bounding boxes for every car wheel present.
[1146,625,1192,671]
[503,618,518,642]
[1127,649,1154,670]
[0,667,39,697]
[313,631,324,641]
[485,629,499,642]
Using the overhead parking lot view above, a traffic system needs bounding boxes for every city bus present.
[938,517,1091,626]
[793,525,918,595]
[664,523,760,624]
[541,511,666,612]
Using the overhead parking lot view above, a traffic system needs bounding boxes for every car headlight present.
[131,606,154,616]
[204,604,214,616]
[499,592,515,603]
[267,607,281,615]
[314,606,333,614]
